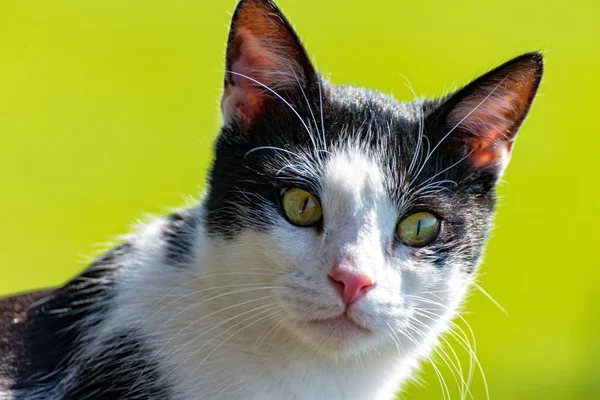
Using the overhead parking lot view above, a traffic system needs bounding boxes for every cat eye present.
[397,212,440,247]
[281,188,323,227]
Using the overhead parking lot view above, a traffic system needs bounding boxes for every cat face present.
[203,0,542,355]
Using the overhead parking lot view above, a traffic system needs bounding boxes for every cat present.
[0,0,543,399]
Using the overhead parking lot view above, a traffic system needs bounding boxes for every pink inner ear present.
[221,31,274,124]
[469,141,511,169]
[447,70,538,170]
[454,89,520,168]
[221,2,306,126]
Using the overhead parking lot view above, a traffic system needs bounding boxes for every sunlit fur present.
[0,1,542,399]
[90,149,472,400]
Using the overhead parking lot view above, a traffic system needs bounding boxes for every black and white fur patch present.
[0,1,542,399]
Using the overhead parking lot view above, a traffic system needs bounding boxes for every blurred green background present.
[1,0,598,398]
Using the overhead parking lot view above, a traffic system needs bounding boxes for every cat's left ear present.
[221,0,318,127]
[436,52,543,177]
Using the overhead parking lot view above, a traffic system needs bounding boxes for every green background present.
[1,0,598,398]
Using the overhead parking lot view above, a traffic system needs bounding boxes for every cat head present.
[203,0,542,354]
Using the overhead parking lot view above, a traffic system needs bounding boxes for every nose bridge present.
[326,214,381,307]
[321,149,388,275]
[326,210,382,275]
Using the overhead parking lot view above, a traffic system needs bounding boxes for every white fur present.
[82,148,473,399]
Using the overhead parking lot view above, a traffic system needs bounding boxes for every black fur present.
[163,210,199,266]
[205,1,542,276]
[205,62,541,272]
[0,0,542,397]
[0,243,172,399]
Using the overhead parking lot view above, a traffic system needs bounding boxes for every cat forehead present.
[322,150,386,200]
[328,85,423,125]
[319,149,399,236]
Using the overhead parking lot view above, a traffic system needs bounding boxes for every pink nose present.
[328,268,374,306]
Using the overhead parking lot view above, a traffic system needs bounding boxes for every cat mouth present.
[306,314,371,334]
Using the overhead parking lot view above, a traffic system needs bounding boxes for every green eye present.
[397,212,440,247]
[281,188,323,227]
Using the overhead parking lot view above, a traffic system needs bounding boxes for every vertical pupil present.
[300,196,310,214]
[416,218,422,236]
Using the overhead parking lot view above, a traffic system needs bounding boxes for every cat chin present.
[280,313,394,355]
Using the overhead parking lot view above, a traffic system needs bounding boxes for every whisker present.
[415,308,489,400]
[245,146,304,159]
[226,70,314,142]
[99,271,279,361]
[186,306,283,379]
[409,76,508,187]
[385,321,403,357]
[153,304,281,389]
[292,68,323,153]
[398,73,424,178]
[318,77,326,152]
[129,296,276,393]
[471,281,509,316]
[407,320,473,400]
[398,328,450,400]
[151,285,285,338]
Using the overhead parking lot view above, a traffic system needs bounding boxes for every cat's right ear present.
[221,0,318,128]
